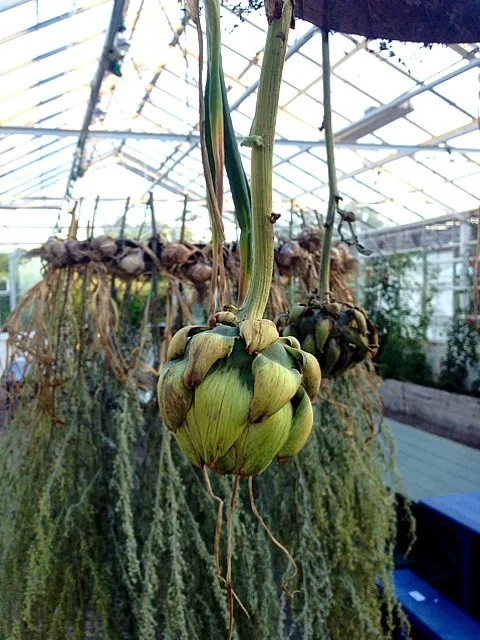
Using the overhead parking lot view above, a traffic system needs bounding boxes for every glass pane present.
[408,91,472,136]
[335,49,416,103]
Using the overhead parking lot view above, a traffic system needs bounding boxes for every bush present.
[438,311,479,395]
[363,253,435,385]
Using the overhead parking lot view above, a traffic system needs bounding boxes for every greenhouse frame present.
[0,1,479,639]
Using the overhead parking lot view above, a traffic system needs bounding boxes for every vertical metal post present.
[459,219,472,311]
[8,251,17,311]
[180,194,188,243]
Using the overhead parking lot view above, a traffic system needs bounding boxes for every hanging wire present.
[337,204,372,255]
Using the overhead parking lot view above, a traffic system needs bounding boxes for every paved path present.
[387,418,480,503]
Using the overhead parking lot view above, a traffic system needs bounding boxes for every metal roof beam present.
[0,205,63,210]
[1,126,479,155]
[0,31,105,78]
[65,0,127,197]
[340,120,479,181]
[0,113,78,158]
[0,167,70,199]
[113,12,189,160]
[333,56,480,142]
[0,59,98,106]
[148,26,320,191]
[0,141,74,180]
[0,0,32,13]
[360,209,476,237]
[294,120,479,203]
[357,35,477,121]
[272,56,480,175]
[0,138,70,172]
[22,174,71,199]
[0,0,108,46]
[1,85,90,125]
[117,159,199,199]
[119,151,204,198]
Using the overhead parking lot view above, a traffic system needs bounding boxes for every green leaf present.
[220,69,252,296]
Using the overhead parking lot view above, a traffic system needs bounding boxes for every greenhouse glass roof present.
[0,0,479,245]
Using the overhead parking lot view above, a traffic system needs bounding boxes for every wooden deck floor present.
[387,419,480,503]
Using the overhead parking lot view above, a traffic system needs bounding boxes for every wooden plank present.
[381,380,480,449]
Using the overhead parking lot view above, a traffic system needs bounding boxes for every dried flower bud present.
[158,321,320,476]
[281,301,379,379]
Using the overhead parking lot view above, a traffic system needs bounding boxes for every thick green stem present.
[318,28,339,301]
[240,1,292,321]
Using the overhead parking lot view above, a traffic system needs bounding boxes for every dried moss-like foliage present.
[0,265,406,639]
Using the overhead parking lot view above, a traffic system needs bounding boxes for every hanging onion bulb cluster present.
[281,300,379,379]
[159,312,320,476]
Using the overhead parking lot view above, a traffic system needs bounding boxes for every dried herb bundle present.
[0,262,406,639]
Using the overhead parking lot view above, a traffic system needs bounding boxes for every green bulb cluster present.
[158,314,320,476]
[282,301,379,379]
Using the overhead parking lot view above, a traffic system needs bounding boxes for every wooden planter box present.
[379,379,480,449]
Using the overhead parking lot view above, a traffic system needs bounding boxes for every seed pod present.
[288,303,307,324]
[281,300,379,379]
[315,318,334,352]
[239,318,278,353]
[301,334,316,356]
[321,338,342,377]
[158,318,321,476]
[276,388,313,462]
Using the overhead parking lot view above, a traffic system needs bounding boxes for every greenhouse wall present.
[359,208,479,385]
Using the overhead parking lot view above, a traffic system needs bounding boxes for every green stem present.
[195,4,225,312]
[204,0,224,213]
[318,28,339,301]
[240,1,292,321]
[289,199,295,307]
[221,74,252,304]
